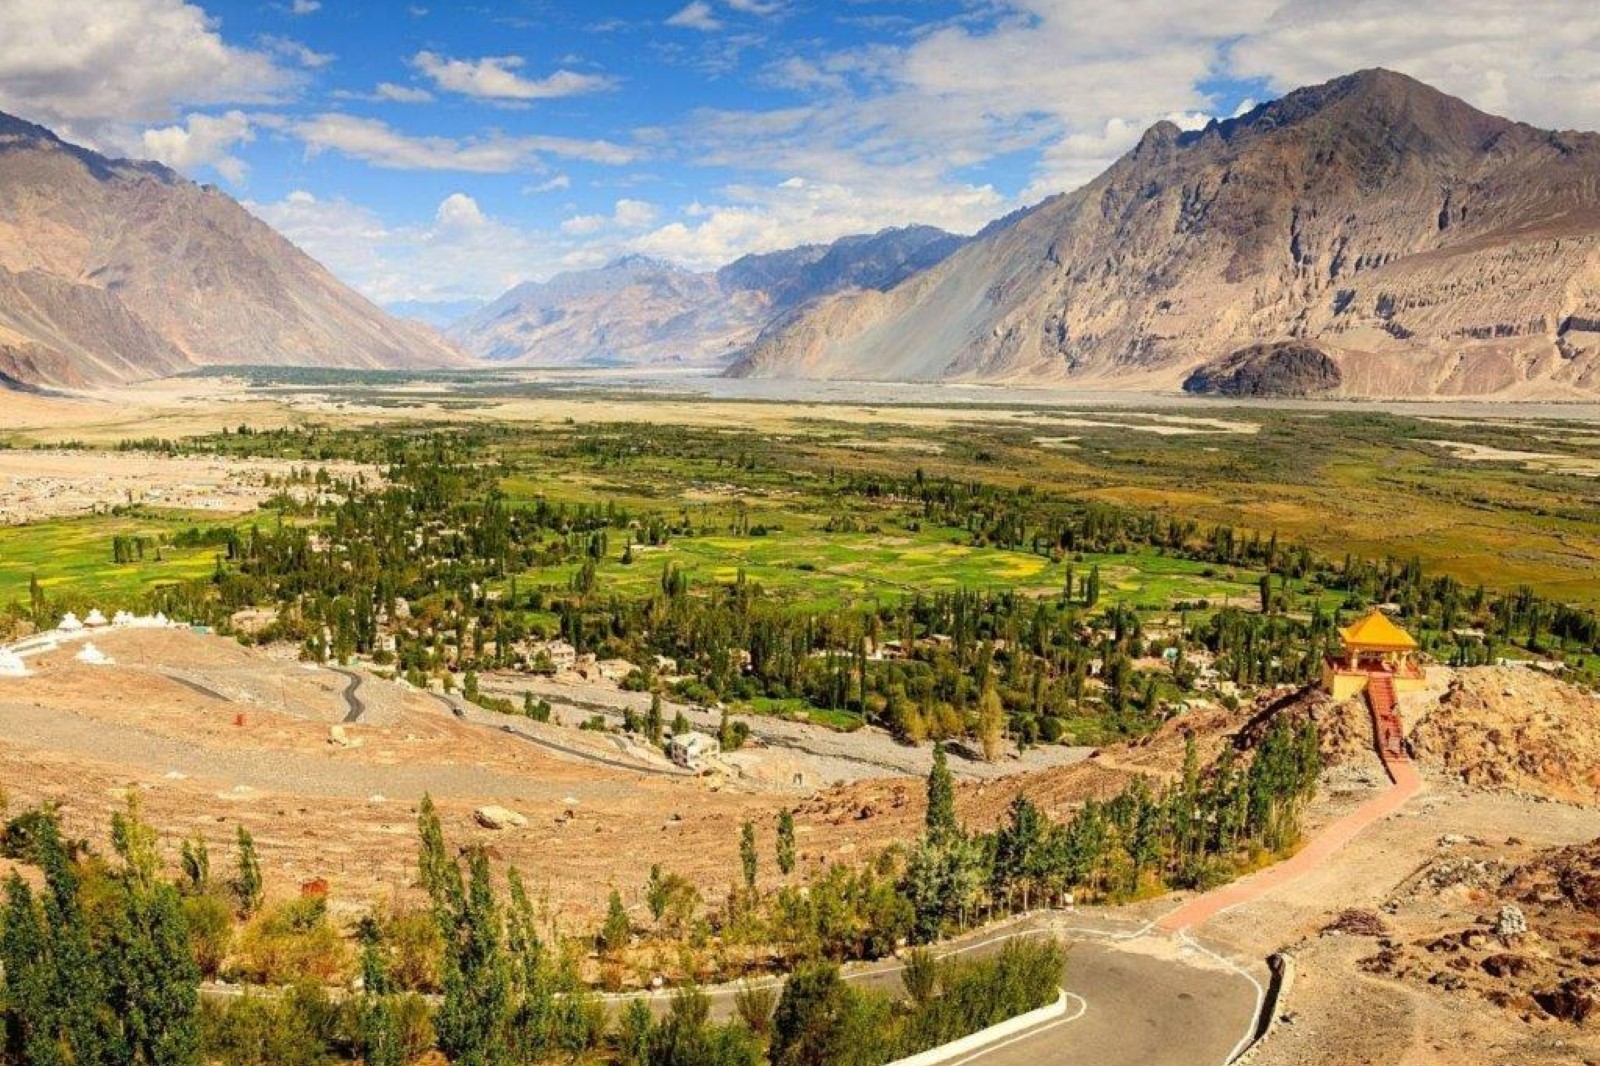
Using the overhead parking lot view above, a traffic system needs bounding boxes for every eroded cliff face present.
[733,69,1600,398]
[0,111,465,389]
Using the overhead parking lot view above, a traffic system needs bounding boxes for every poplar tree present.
[925,742,956,839]
[775,809,796,876]
[232,825,262,918]
[739,821,758,891]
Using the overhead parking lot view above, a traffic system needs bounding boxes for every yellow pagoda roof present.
[1339,610,1418,651]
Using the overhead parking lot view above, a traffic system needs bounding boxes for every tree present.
[925,742,956,839]
[1085,565,1101,608]
[179,833,210,894]
[775,809,796,876]
[770,962,854,1066]
[436,847,511,1066]
[109,798,203,1066]
[900,947,938,1006]
[233,824,263,918]
[646,693,664,745]
[976,682,1005,762]
[600,888,631,956]
[739,821,758,891]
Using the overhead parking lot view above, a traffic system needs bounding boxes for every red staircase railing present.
[1366,675,1405,761]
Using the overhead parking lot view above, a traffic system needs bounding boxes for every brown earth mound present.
[1409,667,1600,805]
[1362,836,1600,1028]
[1502,839,1600,918]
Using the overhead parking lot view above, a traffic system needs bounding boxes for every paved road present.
[427,689,693,779]
[329,666,366,724]
[1157,752,1425,934]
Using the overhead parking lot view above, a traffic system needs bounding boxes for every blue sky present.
[2,1,1596,312]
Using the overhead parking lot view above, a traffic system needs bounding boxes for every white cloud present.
[629,178,1002,270]
[0,0,296,134]
[290,0,320,13]
[561,198,660,235]
[412,52,615,101]
[140,109,254,182]
[525,174,572,193]
[667,2,723,32]
[292,113,639,172]
[331,83,435,104]
[725,0,786,14]
[260,34,334,69]
[248,189,642,304]
[1227,0,1600,132]
[374,82,434,104]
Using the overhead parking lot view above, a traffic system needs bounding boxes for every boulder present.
[474,805,528,830]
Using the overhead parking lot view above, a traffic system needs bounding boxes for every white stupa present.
[84,608,108,628]
[75,642,112,665]
[58,612,84,633]
[153,612,169,627]
[113,610,134,627]
[0,649,28,677]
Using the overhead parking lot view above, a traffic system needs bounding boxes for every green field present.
[0,510,235,610]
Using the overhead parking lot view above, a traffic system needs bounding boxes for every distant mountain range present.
[732,69,1600,398]
[6,69,1600,399]
[447,225,963,368]
[0,111,464,389]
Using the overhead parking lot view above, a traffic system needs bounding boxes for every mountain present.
[449,226,963,368]
[450,255,767,367]
[0,111,464,389]
[731,70,1600,398]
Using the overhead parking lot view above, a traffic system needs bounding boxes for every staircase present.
[1366,675,1405,761]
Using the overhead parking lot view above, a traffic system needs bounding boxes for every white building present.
[666,731,720,769]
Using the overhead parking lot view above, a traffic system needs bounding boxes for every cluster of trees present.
[901,721,1320,941]
[1,803,202,1065]
[26,422,1593,745]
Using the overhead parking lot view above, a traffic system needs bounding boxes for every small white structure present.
[0,649,28,677]
[75,642,113,665]
[84,608,108,628]
[113,611,135,627]
[58,612,84,632]
[666,731,720,769]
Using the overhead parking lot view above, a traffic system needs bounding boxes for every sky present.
[2,0,1598,314]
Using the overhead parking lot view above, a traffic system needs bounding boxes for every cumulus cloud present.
[629,177,1003,270]
[248,189,645,304]
[290,0,320,13]
[140,109,255,182]
[292,113,639,171]
[561,198,660,235]
[667,2,723,32]
[1227,0,1600,132]
[413,52,616,101]
[0,0,296,134]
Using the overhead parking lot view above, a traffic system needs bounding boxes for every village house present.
[666,731,720,769]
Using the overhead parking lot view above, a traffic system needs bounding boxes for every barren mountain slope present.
[451,227,962,368]
[733,69,1600,398]
[452,256,772,367]
[0,112,465,388]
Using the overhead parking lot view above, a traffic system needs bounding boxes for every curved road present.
[427,690,693,779]
[329,666,366,724]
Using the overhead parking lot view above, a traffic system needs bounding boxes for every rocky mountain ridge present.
[730,69,1600,398]
[449,226,963,367]
[0,111,464,389]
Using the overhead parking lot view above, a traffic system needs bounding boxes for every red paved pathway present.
[1156,752,1424,933]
